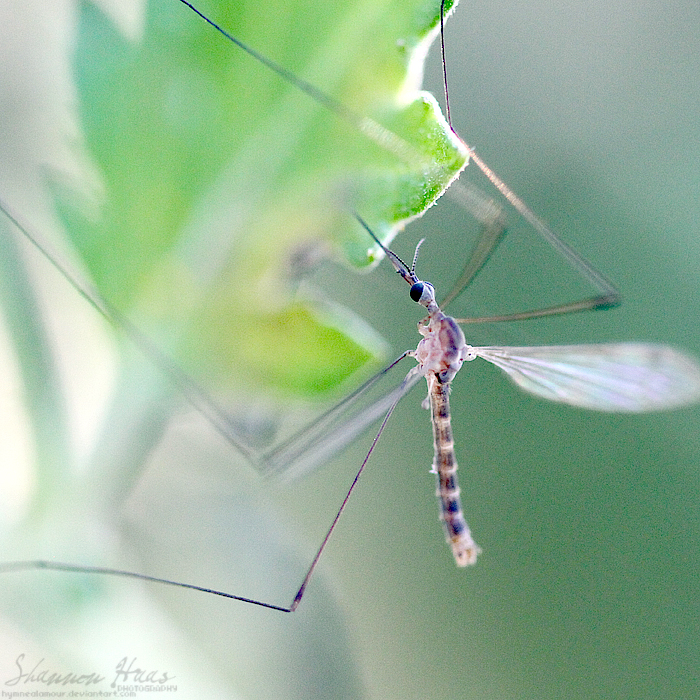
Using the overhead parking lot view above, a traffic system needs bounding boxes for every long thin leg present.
[436,0,620,318]
[285,368,419,610]
[0,198,258,463]
[437,185,507,309]
[260,351,419,479]
[435,178,621,321]
[0,367,419,612]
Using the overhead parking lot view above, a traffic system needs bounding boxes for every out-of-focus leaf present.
[56,0,466,398]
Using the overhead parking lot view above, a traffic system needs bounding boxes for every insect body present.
[354,211,700,569]
[371,226,482,565]
[415,303,480,566]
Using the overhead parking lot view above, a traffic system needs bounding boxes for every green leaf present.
[55,0,467,398]
[0,2,465,699]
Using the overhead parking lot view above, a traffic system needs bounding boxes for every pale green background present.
[0,1,699,699]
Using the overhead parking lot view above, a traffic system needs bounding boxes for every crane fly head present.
[354,213,436,309]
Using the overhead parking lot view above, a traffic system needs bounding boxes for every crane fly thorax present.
[415,310,469,384]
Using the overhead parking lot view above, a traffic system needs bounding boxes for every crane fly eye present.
[409,282,424,302]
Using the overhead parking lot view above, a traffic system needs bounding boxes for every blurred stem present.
[0,223,72,517]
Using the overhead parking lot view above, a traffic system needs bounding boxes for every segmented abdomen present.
[428,375,480,566]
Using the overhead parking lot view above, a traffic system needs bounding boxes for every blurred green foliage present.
[0,1,699,700]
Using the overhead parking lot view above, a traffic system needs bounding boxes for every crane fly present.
[4,189,699,605]
[0,0,699,603]
[0,2,699,696]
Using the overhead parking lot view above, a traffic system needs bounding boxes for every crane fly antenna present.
[411,238,426,273]
[353,213,422,288]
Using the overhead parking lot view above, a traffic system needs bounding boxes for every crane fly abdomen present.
[427,375,480,566]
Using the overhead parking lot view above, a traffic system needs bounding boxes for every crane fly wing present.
[260,358,423,481]
[473,343,700,412]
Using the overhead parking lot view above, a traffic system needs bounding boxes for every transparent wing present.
[473,343,700,412]
[259,358,423,481]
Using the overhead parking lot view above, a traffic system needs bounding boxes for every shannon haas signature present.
[3,654,176,691]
